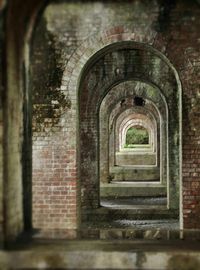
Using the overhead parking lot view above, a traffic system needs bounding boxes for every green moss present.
[31,16,71,132]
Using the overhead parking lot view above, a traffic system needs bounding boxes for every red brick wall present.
[162,2,200,229]
[30,13,80,236]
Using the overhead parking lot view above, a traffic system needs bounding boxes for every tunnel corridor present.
[1,0,200,269]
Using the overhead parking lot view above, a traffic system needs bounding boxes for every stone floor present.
[82,196,179,230]
[101,196,167,207]
[84,219,179,230]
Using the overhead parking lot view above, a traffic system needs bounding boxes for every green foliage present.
[125,126,149,148]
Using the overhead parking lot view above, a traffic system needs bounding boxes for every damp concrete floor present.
[0,197,183,269]
[3,237,200,269]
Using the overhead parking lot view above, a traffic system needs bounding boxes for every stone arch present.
[114,105,158,153]
[118,113,156,151]
[73,40,182,224]
[124,124,151,146]
[99,82,167,188]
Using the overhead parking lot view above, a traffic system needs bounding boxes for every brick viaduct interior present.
[1,0,200,244]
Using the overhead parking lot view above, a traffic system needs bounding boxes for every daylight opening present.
[125,125,149,148]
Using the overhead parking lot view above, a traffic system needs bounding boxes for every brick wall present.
[31,12,80,235]
[160,1,200,229]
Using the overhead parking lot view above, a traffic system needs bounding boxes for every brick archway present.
[71,40,182,226]
[119,114,155,152]
[99,83,164,186]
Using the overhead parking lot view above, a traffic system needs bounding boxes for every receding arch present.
[76,40,182,226]
[119,114,155,151]
[99,82,167,189]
